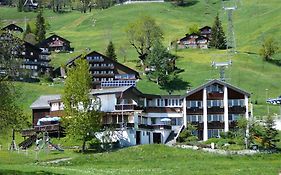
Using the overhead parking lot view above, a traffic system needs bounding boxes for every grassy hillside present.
[0,144,281,175]
[0,0,281,116]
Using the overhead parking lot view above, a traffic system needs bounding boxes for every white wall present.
[98,94,116,112]
[146,112,182,118]
[274,119,281,130]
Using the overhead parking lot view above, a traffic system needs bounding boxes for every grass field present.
[0,144,280,175]
[0,1,281,116]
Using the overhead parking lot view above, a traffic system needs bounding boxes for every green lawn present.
[0,0,281,116]
[0,145,280,175]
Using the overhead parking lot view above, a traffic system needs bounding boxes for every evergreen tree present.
[62,58,102,153]
[23,23,32,39]
[259,37,279,61]
[17,0,23,12]
[35,10,46,43]
[209,14,227,49]
[262,116,279,149]
[105,41,117,61]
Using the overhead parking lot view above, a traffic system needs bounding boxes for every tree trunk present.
[82,138,86,153]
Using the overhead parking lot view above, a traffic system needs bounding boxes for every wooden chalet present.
[199,26,212,39]
[23,0,38,10]
[65,51,140,89]
[1,24,24,33]
[38,34,73,53]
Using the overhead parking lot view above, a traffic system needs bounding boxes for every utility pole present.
[211,60,232,81]
[223,0,238,54]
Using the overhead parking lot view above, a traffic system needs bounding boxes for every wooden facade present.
[38,34,73,52]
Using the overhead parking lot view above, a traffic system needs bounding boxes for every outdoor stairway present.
[19,134,36,149]
[165,125,185,146]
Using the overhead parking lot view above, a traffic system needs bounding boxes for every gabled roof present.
[1,24,23,33]
[24,41,42,52]
[38,34,71,47]
[66,51,140,78]
[90,86,143,96]
[183,79,251,98]
[30,95,61,109]
[199,26,211,31]
[195,35,209,41]
[180,33,200,42]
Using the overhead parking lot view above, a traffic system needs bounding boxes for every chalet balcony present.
[115,104,143,111]
[34,124,60,132]
[228,106,246,114]
[152,124,172,130]
[93,73,115,77]
[207,92,223,99]
[21,128,36,137]
[186,107,203,115]
[102,123,171,130]
[90,65,114,70]
[145,107,182,113]
[207,106,224,114]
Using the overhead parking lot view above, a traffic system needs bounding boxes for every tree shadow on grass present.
[160,76,191,94]
[173,0,199,7]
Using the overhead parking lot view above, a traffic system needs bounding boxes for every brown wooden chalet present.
[178,32,209,49]
[0,32,52,78]
[22,42,53,77]
[1,24,24,33]
[199,26,212,38]
[37,34,73,53]
[65,51,140,89]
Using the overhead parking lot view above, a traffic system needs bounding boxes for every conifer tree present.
[23,23,31,39]
[105,41,117,61]
[17,0,23,12]
[35,10,46,43]
[209,14,227,49]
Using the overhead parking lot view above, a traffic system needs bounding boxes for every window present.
[151,118,156,124]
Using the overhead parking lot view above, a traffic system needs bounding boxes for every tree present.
[105,41,117,61]
[188,24,199,34]
[145,41,176,86]
[259,37,279,61]
[209,14,227,49]
[126,16,163,65]
[23,23,32,39]
[35,10,46,42]
[178,123,198,143]
[62,58,102,153]
[18,0,23,12]
[261,116,279,149]
[0,32,27,135]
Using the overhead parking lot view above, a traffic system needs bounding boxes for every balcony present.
[207,106,224,114]
[102,123,171,130]
[93,73,115,77]
[228,106,246,114]
[34,124,60,132]
[207,92,223,99]
[21,128,36,137]
[101,80,137,88]
[152,124,172,130]
[90,65,114,70]
[115,104,143,111]
[186,107,203,114]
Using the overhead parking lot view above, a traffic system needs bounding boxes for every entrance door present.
[136,131,141,145]
[153,133,162,144]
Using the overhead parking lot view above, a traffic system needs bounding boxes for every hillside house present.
[179,33,209,49]
[65,51,140,89]
[1,24,23,33]
[24,79,251,147]
[0,33,53,78]
[37,34,73,53]
[199,26,212,39]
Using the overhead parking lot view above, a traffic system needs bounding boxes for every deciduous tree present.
[62,58,102,153]
[126,16,163,65]
[259,37,279,61]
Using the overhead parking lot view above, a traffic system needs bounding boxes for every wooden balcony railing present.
[186,107,203,114]
[115,104,143,111]
[34,124,60,132]
[228,106,246,114]
[102,123,171,130]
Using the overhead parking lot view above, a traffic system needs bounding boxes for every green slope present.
[0,0,280,116]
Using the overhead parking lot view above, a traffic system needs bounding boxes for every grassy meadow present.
[0,144,281,175]
[1,0,280,117]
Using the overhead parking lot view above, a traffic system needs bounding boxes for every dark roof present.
[180,33,200,42]
[66,51,140,78]
[38,34,71,47]
[183,79,251,98]
[1,24,24,33]
[24,41,42,52]
[199,26,211,31]
[195,35,209,41]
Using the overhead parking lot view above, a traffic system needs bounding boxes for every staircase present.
[165,125,185,146]
[19,134,36,149]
